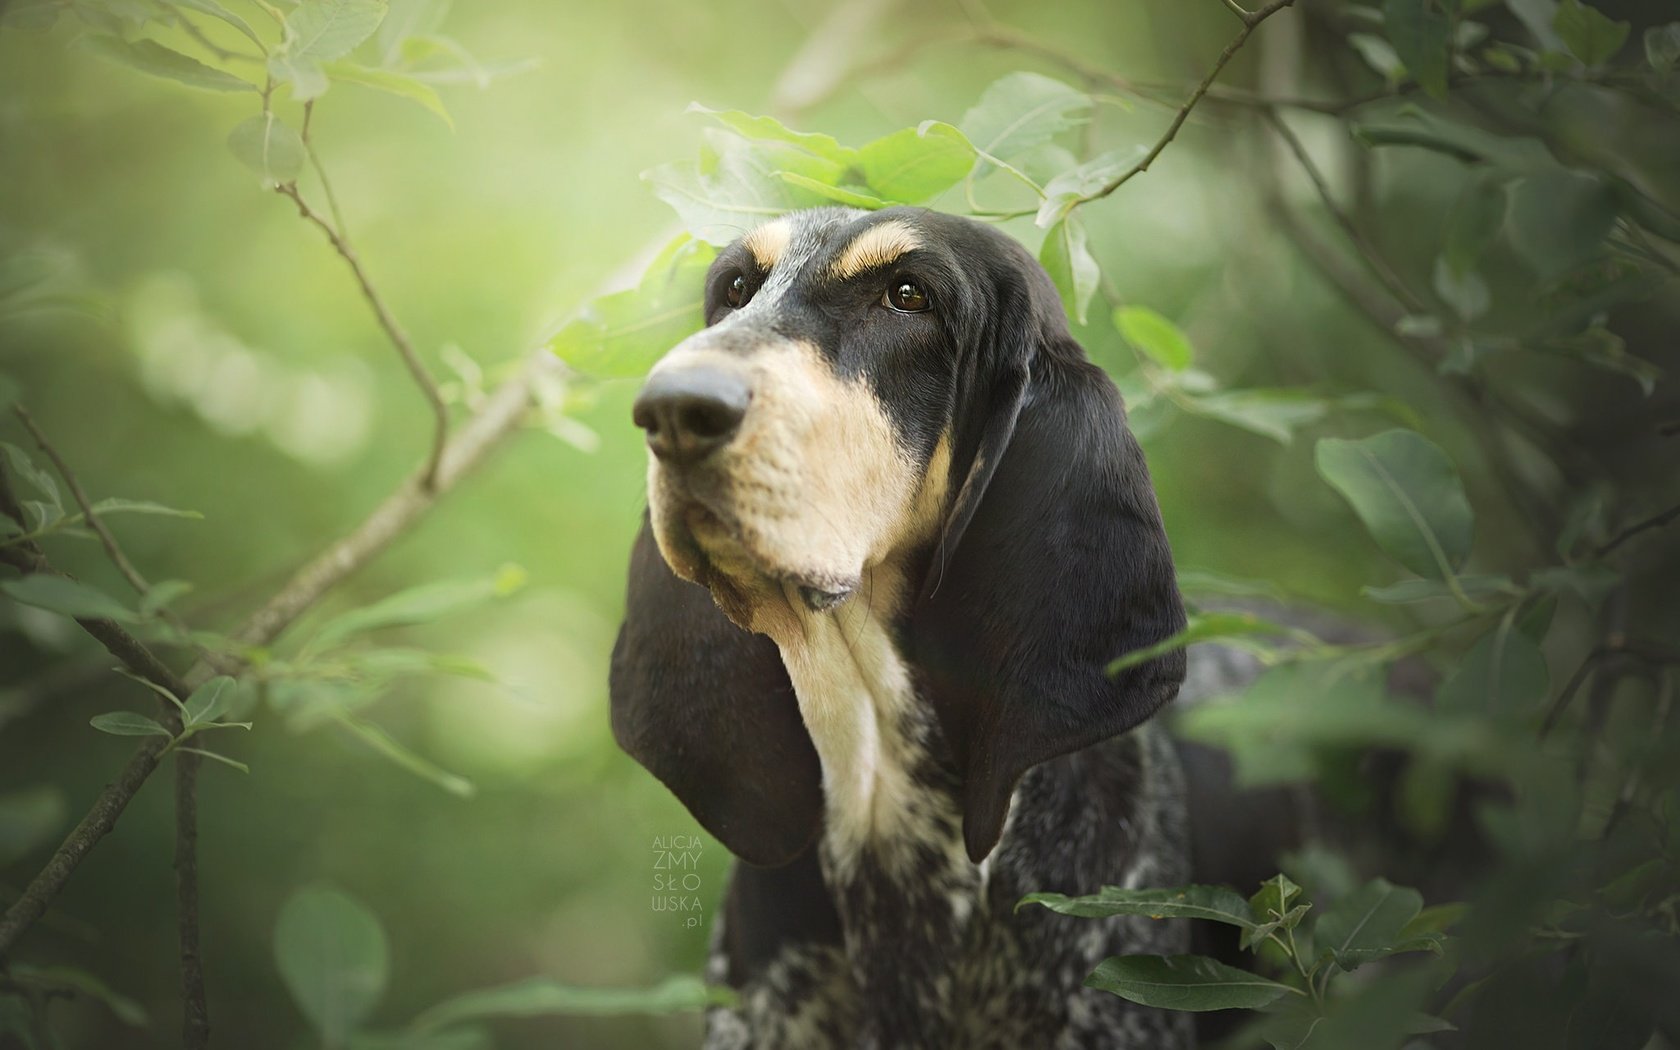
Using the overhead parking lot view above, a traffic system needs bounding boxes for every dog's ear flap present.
[611,518,823,867]
[912,336,1187,864]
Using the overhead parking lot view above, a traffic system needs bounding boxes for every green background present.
[2,0,1676,1046]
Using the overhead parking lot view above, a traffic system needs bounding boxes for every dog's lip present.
[668,498,857,610]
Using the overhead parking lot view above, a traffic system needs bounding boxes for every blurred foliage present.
[1,0,1678,1047]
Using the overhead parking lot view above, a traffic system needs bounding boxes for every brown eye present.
[726,273,747,308]
[885,279,929,313]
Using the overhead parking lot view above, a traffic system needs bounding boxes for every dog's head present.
[612,207,1186,865]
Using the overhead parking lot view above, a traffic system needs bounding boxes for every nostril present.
[678,396,745,442]
[632,367,751,464]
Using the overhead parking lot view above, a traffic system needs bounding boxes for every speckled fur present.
[703,704,1193,1049]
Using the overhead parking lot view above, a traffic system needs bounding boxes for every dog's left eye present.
[884,279,930,313]
[725,273,748,308]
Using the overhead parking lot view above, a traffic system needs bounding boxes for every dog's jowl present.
[611,207,1194,1049]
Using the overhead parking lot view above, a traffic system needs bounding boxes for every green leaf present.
[309,564,526,650]
[1084,955,1297,1012]
[1314,877,1424,971]
[0,373,18,413]
[183,675,237,725]
[1540,326,1660,396]
[2,575,141,623]
[1384,0,1452,97]
[79,35,256,92]
[855,121,975,204]
[267,53,330,100]
[548,237,715,377]
[7,964,148,1027]
[1350,32,1406,82]
[960,72,1092,178]
[1436,625,1549,718]
[411,975,733,1032]
[281,0,388,63]
[140,579,194,618]
[227,113,306,185]
[1019,885,1259,930]
[375,0,450,64]
[1443,176,1509,275]
[89,497,203,520]
[1180,664,1464,787]
[1646,23,1680,73]
[338,714,475,797]
[1244,873,1309,950]
[1402,902,1468,937]
[352,1031,489,1050]
[275,885,389,1045]
[1,441,61,522]
[322,60,453,128]
[776,172,889,209]
[0,786,67,867]
[1039,216,1098,325]
[642,133,836,245]
[1114,305,1193,371]
[1505,168,1617,279]
[1351,106,1553,170]
[1552,0,1629,65]
[1035,145,1146,227]
[1531,562,1621,604]
[1107,611,1319,675]
[1314,429,1473,580]
[89,711,173,737]
[1506,0,1565,51]
[169,0,265,49]
[1432,255,1489,321]
[1362,573,1516,603]
[1175,569,1287,603]
[1179,389,1340,445]
[687,104,856,166]
[177,746,250,773]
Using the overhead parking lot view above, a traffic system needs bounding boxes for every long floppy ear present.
[910,286,1187,863]
[610,518,823,867]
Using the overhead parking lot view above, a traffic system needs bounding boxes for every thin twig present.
[12,406,150,595]
[1595,500,1680,558]
[0,463,190,959]
[1540,638,1680,738]
[274,182,450,490]
[175,751,207,1050]
[8,405,215,1043]
[191,349,555,669]
[1261,108,1425,313]
[1082,0,1297,206]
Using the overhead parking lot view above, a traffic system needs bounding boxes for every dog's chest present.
[773,594,967,875]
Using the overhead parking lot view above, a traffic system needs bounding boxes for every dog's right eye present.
[725,273,748,308]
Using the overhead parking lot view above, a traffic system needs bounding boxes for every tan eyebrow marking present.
[828,220,922,280]
[741,219,792,271]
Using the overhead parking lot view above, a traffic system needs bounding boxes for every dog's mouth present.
[660,492,858,616]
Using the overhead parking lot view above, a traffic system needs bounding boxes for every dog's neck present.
[769,558,967,881]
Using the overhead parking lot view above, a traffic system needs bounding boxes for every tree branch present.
[175,751,207,1050]
[1595,500,1680,558]
[199,348,555,664]
[275,182,451,491]
[0,464,190,960]
[7,405,213,1046]
[1261,108,1426,313]
[1082,0,1297,207]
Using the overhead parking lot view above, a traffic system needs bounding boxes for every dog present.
[610,206,1200,1049]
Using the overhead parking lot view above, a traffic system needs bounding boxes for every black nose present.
[631,367,751,464]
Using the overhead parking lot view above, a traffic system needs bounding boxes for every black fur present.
[610,208,1194,1047]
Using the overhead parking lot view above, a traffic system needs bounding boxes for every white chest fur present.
[773,592,932,871]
